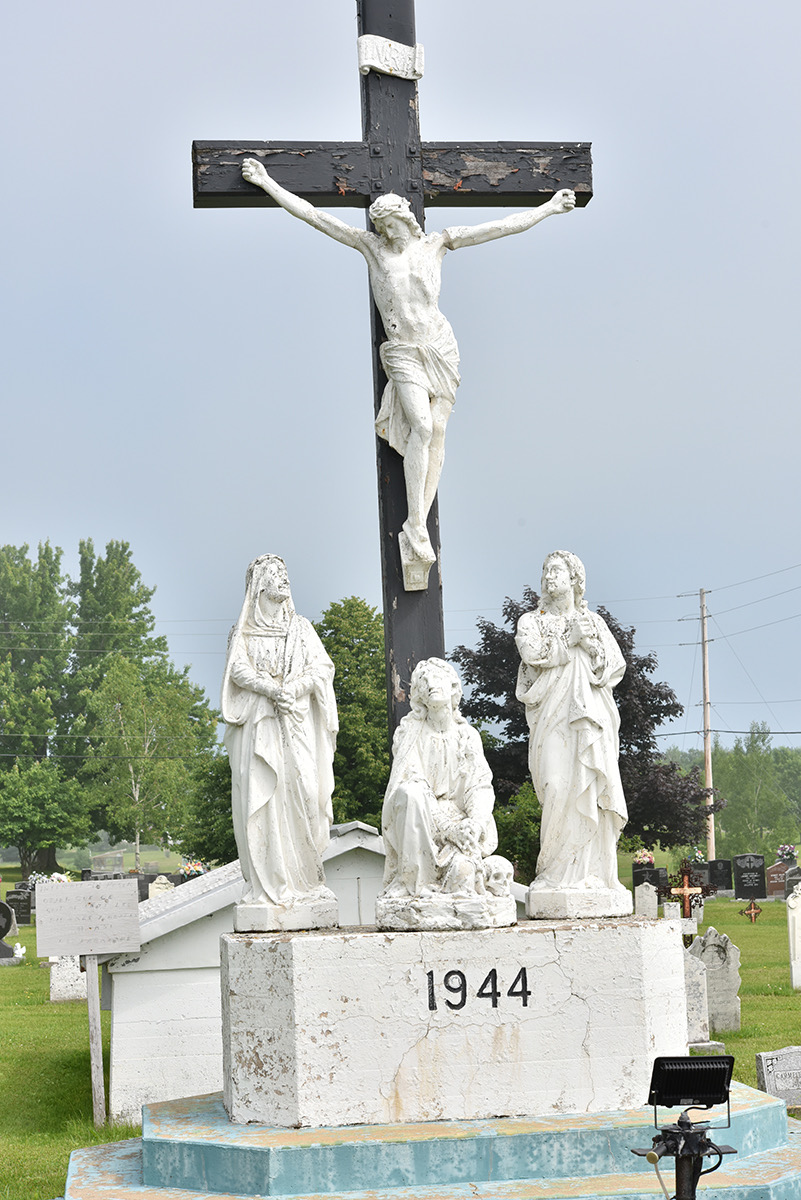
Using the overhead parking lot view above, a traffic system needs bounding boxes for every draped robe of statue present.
[222,591,337,910]
[515,607,628,891]
[381,708,498,898]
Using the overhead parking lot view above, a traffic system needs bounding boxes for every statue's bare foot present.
[401,520,435,564]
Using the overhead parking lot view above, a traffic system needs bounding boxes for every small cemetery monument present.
[5,887,31,924]
[709,858,733,892]
[733,852,767,899]
[689,926,742,1032]
[50,954,88,1001]
[756,1047,801,1107]
[634,880,658,919]
[788,882,801,990]
[767,860,792,898]
[683,948,710,1044]
[0,899,20,965]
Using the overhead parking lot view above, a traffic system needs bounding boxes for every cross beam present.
[193,141,593,210]
[194,0,592,733]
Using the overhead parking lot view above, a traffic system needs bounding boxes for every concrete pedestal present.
[221,918,687,1128]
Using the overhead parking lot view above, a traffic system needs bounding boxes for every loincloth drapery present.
[375,328,461,457]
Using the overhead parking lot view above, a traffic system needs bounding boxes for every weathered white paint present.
[36,879,140,957]
[221,919,688,1128]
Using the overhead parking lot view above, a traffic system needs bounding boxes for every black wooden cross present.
[193,0,592,732]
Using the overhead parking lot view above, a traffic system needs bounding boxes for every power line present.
[677,561,801,598]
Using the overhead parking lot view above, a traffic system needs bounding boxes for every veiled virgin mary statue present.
[515,551,632,918]
[221,555,339,931]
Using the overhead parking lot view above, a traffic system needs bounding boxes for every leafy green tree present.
[0,759,87,877]
[0,543,74,871]
[180,751,237,866]
[772,745,801,822]
[0,542,73,764]
[713,723,798,858]
[314,597,389,829]
[451,588,713,852]
[493,781,541,883]
[80,654,218,870]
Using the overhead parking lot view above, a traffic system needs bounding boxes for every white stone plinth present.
[233,893,337,933]
[526,886,633,920]
[221,918,687,1128]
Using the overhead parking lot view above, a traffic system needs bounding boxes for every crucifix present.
[193,0,592,731]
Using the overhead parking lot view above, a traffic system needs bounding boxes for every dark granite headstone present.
[767,861,791,898]
[709,859,733,891]
[5,889,31,925]
[632,865,669,891]
[733,853,767,899]
[691,861,710,886]
[785,866,801,899]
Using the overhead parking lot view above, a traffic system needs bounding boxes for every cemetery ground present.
[0,900,798,1200]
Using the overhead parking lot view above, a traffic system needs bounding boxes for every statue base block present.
[525,886,634,920]
[221,919,686,1128]
[375,891,516,931]
[233,893,338,933]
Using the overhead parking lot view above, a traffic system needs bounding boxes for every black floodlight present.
[633,1056,737,1199]
[648,1055,734,1113]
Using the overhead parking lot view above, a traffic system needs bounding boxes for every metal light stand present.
[631,1056,737,1200]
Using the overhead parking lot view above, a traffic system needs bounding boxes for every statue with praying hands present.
[242,156,575,588]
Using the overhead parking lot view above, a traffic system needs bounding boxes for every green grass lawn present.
[0,899,798,1199]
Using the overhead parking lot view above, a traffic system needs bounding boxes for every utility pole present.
[700,588,716,860]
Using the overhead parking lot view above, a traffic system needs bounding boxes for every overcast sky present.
[2,0,800,751]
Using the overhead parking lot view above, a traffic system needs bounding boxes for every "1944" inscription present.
[426,967,531,1011]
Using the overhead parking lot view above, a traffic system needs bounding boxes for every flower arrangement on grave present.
[179,859,207,879]
[632,849,655,866]
[776,844,797,864]
[27,870,73,887]
[689,846,705,864]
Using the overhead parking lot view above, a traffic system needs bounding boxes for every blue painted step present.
[139,1084,787,1196]
[64,1123,801,1199]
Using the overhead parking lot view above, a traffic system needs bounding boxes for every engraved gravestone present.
[689,926,741,1032]
[733,853,767,900]
[756,1046,801,1105]
[5,888,31,925]
[692,861,710,886]
[709,859,733,892]
[634,881,659,919]
[767,861,790,898]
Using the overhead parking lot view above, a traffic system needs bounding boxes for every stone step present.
[139,1085,787,1196]
[64,1123,801,1200]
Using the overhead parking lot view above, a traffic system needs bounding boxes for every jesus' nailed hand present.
[242,156,575,572]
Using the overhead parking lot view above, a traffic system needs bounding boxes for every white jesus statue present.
[242,157,575,585]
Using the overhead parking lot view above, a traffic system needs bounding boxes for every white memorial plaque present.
[36,880,140,957]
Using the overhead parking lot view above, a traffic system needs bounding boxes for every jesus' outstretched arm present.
[242,157,364,249]
[443,189,576,250]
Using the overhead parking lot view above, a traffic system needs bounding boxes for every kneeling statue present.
[376,658,515,931]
